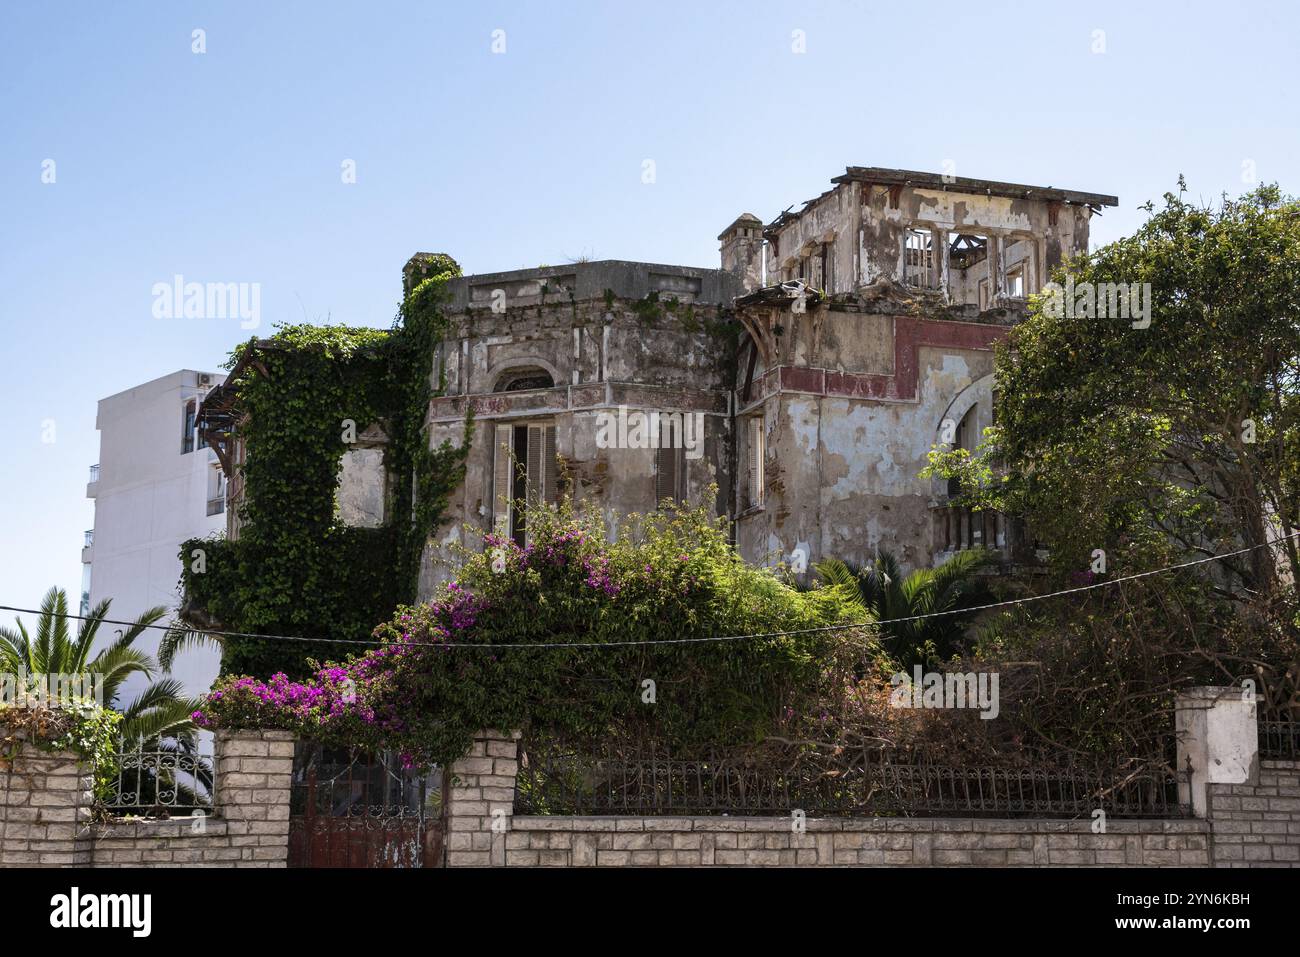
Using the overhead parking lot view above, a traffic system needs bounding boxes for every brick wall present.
[444,729,521,867]
[0,744,95,866]
[503,817,1211,867]
[1207,759,1300,867]
[0,729,293,869]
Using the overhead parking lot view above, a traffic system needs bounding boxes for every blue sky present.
[2,0,1297,632]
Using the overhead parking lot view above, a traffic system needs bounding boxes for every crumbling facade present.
[415,168,1116,592]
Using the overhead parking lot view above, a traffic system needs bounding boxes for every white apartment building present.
[83,369,226,699]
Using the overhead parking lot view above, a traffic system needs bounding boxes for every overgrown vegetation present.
[180,255,471,677]
[924,181,1300,737]
[194,501,881,768]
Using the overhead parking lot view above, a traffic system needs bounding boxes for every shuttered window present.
[493,421,558,544]
[746,416,765,509]
[655,445,684,507]
[492,424,513,535]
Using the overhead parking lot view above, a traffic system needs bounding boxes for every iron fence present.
[103,737,215,816]
[1259,719,1300,760]
[517,745,1188,819]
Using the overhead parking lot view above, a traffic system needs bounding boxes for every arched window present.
[495,367,555,392]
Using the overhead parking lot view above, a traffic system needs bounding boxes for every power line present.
[2,530,1295,652]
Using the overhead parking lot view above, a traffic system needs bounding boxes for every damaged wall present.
[734,297,1003,574]
[418,260,741,598]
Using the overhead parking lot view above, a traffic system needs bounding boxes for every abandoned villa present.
[203,166,1119,591]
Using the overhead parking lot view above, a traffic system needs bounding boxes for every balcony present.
[931,501,1041,568]
[81,529,94,564]
[87,463,100,498]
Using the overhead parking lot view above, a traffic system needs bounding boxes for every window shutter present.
[655,446,679,507]
[526,424,544,509]
[747,417,764,507]
[492,424,513,534]
[543,426,558,504]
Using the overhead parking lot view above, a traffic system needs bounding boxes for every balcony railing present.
[88,464,100,483]
[937,503,1006,552]
[84,529,94,547]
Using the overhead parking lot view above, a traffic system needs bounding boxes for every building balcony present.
[931,501,1037,567]
[87,463,100,498]
[82,529,94,564]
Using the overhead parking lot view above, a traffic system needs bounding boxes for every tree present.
[929,182,1300,602]
[0,587,201,745]
[815,549,990,669]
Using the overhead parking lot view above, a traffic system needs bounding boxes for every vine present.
[181,254,471,678]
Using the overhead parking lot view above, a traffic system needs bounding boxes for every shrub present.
[194,501,880,768]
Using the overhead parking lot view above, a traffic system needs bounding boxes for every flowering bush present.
[196,501,880,768]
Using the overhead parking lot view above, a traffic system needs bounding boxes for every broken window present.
[336,447,386,528]
[903,228,937,289]
[948,233,991,307]
[1003,234,1037,297]
[493,421,558,546]
[1006,265,1025,299]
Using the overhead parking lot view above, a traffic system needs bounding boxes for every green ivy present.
[181,255,471,677]
[0,704,122,801]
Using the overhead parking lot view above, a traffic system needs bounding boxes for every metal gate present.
[288,742,444,868]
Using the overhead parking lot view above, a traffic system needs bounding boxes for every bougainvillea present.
[195,501,881,768]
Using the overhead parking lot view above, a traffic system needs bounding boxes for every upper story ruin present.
[722,166,1116,307]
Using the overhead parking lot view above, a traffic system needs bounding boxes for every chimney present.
[718,213,764,294]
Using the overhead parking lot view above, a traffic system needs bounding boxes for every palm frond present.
[157,622,221,673]
[72,598,113,672]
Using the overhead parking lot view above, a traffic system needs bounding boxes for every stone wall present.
[0,728,293,869]
[0,744,95,866]
[501,817,1210,868]
[1207,760,1300,867]
[443,729,521,867]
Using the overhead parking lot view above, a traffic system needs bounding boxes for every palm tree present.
[816,550,991,669]
[0,587,211,808]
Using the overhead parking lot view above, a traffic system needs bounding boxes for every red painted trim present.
[758,317,1006,403]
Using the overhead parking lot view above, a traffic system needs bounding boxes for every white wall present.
[85,369,226,704]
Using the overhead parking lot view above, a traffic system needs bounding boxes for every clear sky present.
[2,0,1297,634]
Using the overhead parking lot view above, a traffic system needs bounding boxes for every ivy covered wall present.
[180,254,471,678]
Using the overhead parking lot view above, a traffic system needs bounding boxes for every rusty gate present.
[288,742,444,868]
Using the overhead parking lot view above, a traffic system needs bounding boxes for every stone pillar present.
[1176,686,1259,818]
[0,742,94,867]
[213,729,295,866]
[445,730,520,867]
